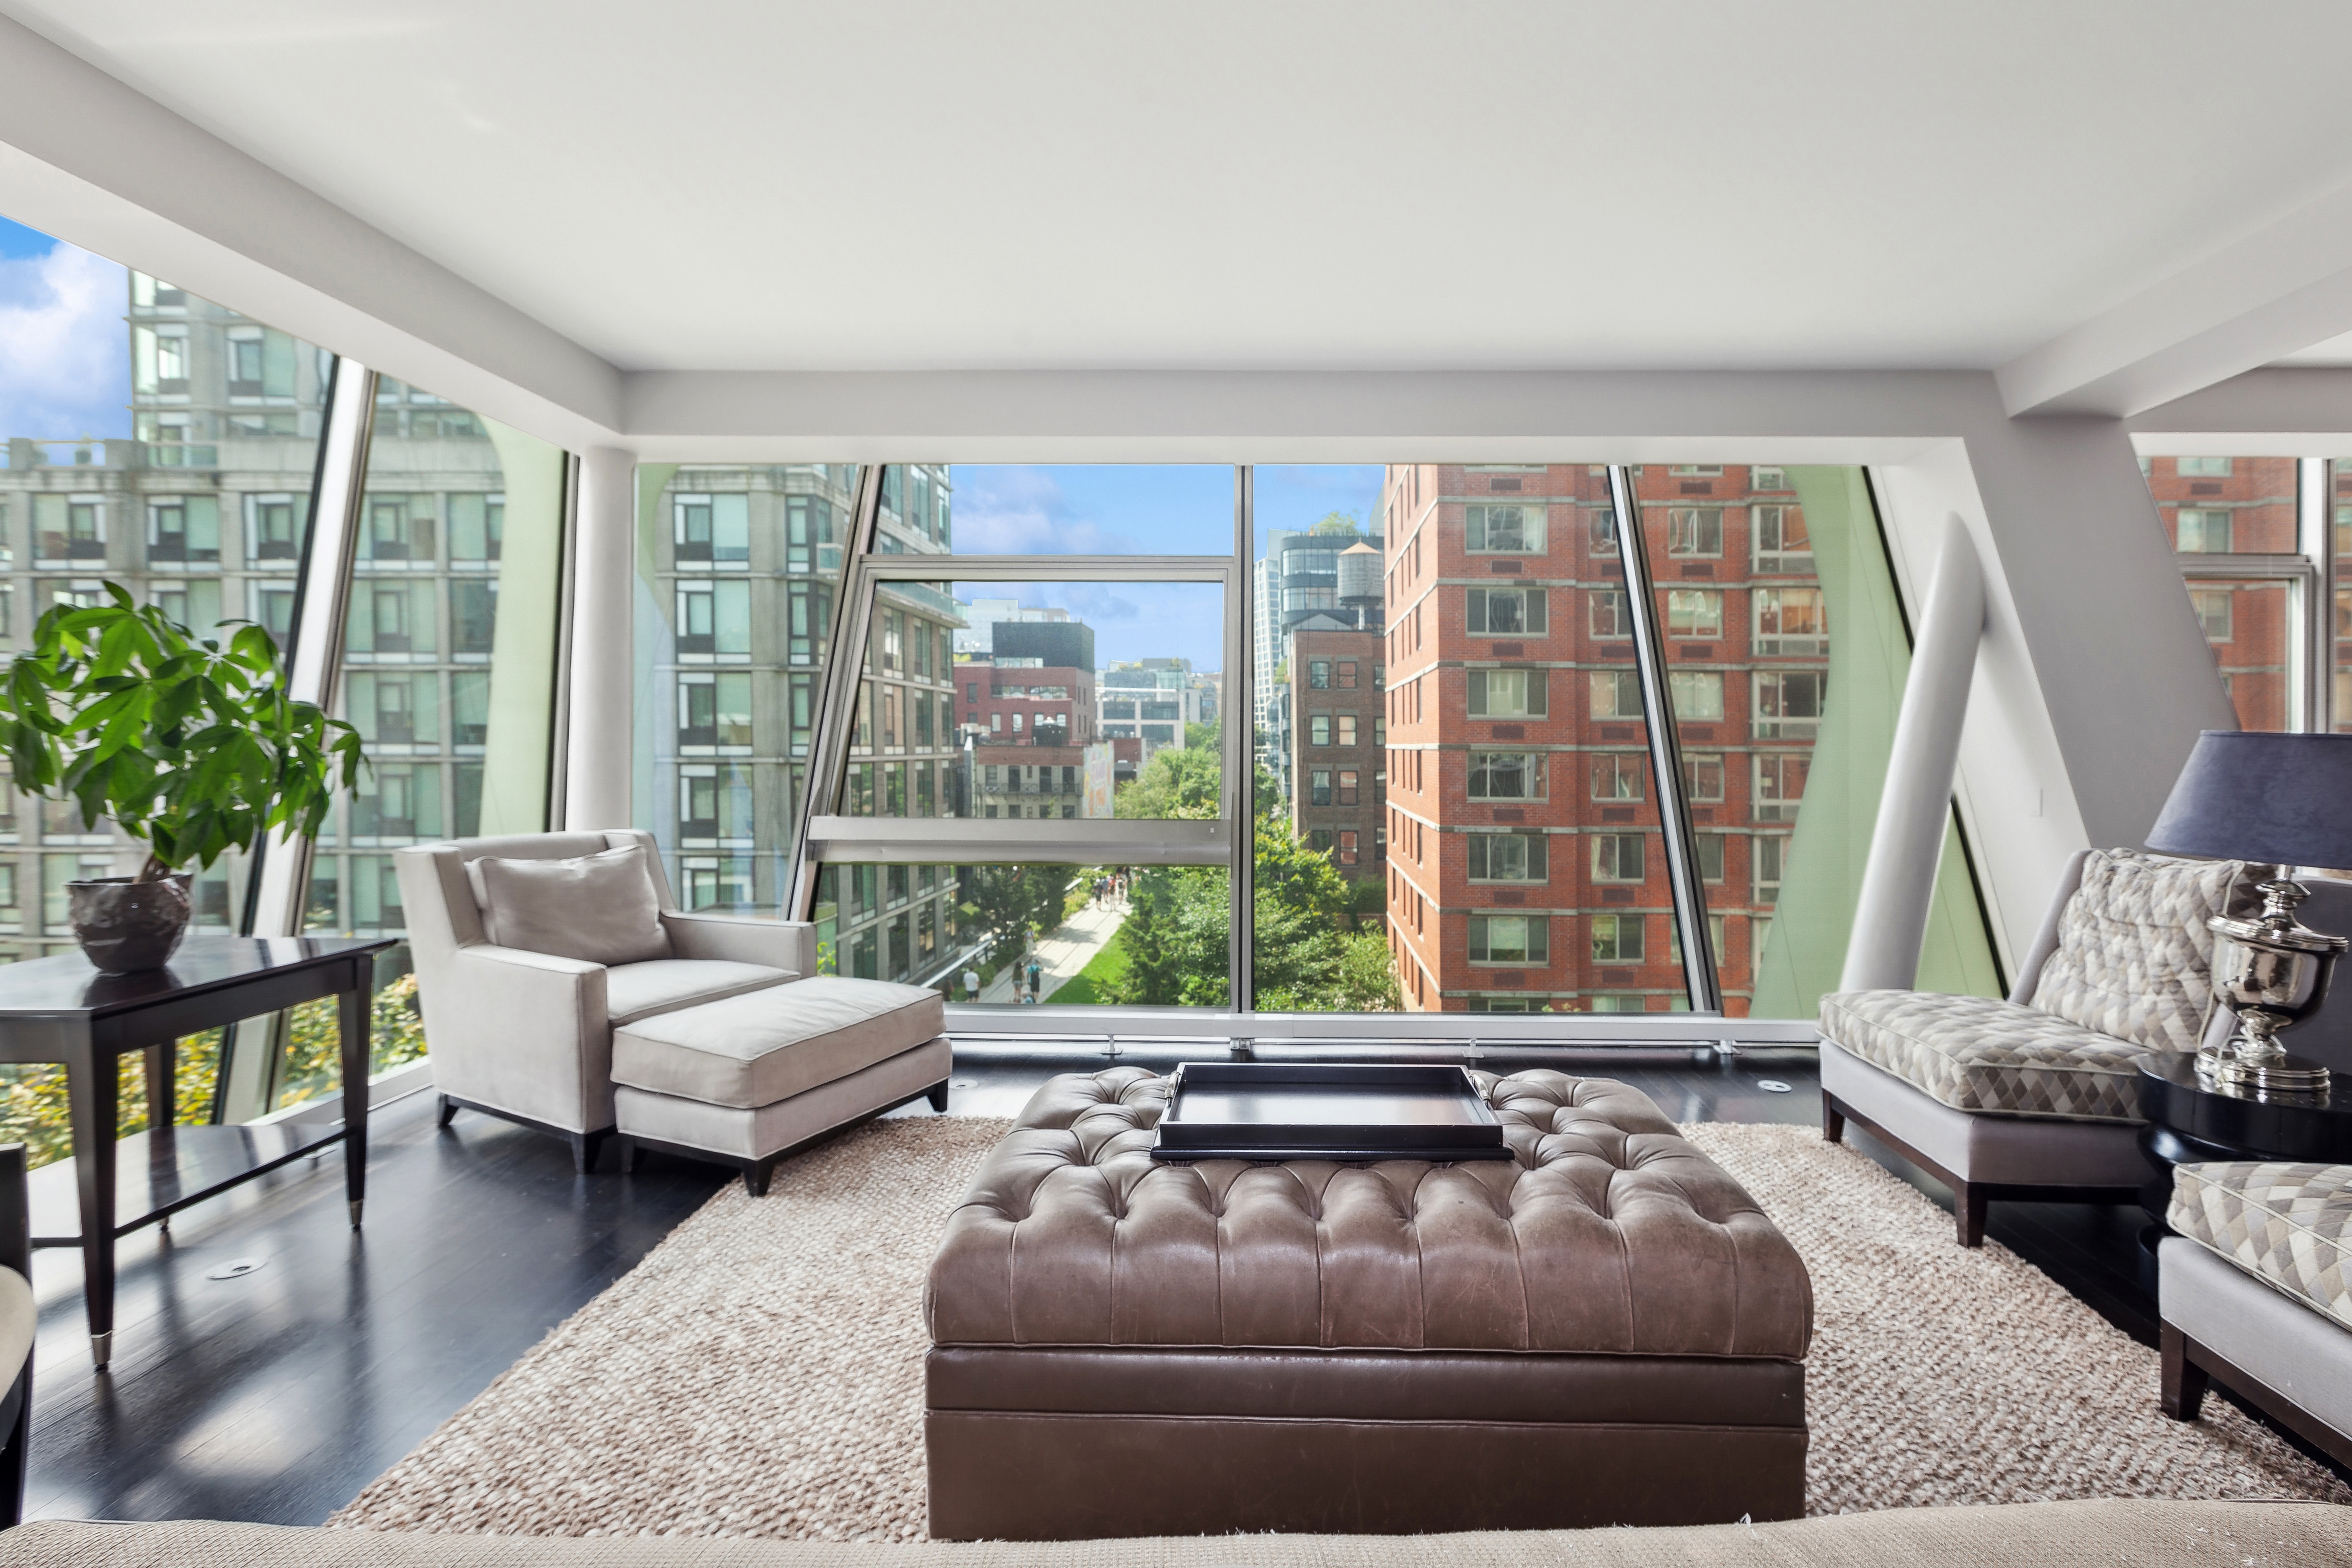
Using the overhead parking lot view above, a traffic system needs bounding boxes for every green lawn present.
[1044,931,1130,1006]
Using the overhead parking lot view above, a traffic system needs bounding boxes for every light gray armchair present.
[393,830,812,1172]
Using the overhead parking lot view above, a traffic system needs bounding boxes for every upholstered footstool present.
[923,1067,1812,1540]
[613,976,950,1194]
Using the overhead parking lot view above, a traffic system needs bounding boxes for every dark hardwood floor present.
[14,1043,2340,1524]
[21,1088,730,1524]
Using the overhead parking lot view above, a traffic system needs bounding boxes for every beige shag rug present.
[330,1115,2350,1540]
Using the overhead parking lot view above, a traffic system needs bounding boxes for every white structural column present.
[1841,514,1986,992]
[564,446,638,829]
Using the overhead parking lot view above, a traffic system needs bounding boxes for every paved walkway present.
[978,897,1128,1004]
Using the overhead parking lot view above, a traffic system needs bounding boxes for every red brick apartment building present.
[958,664,1098,748]
[2140,455,2297,732]
[1382,463,1824,1014]
[1289,628,1387,880]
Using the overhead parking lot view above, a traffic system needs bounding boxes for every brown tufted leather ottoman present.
[923,1068,1812,1540]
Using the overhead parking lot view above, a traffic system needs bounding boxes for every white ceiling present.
[11,0,2352,377]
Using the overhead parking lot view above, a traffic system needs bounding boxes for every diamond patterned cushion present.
[2169,1162,2352,1332]
[2029,849,2248,1054]
[1818,989,2149,1122]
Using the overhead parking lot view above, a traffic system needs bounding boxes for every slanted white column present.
[564,446,637,829]
[1841,515,1986,992]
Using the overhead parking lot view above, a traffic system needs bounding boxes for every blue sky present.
[0,217,57,260]
[1254,464,1384,555]
[957,578,1226,675]
[948,465,1230,671]
[949,464,1235,554]
[0,214,132,441]
[944,463,1384,673]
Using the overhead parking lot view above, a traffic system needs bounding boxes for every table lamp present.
[2147,731,2352,1094]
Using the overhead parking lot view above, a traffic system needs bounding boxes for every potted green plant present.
[0,585,364,973]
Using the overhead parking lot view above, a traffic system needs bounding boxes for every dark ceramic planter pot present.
[67,875,193,974]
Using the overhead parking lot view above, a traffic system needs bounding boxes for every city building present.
[954,596,1069,657]
[1288,627,1386,882]
[959,616,1097,747]
[970,744,1090,819]
[1251,530,1293,750]
[2139,455,2298,732]
[639,463,968,988]
[1097,657,1199,750]
[1384,464,1824,1014]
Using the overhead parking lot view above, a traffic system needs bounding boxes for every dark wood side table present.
[0,936,392,1368]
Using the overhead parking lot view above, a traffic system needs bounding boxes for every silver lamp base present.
[2199,876,2346,1101]
[2196,1042,2334,1096]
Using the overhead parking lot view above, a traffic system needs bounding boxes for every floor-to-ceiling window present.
[1257,463,1996,1021]
[639,461,1996,1031]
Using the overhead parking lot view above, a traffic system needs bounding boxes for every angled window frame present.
[794,472,1251,1009]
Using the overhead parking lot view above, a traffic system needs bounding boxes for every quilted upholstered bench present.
[923,1067,1813,1540]
[1819,847,2252,1246]
[2160,1161,2352,1467]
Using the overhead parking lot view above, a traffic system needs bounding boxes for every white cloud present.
[1033,582,1139,622]
[954,468,1148,554]
[0,242,131,440]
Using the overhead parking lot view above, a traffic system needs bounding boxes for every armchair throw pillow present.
[466,844,672,967]
[2029,848,2249,1054]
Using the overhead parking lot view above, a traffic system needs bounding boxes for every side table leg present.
[340,982,369,1229]
[142,1042,175,1132]
[65,1049,118,1369]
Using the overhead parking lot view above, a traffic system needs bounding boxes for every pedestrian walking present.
[1026,957,1043,1000]
[962,967,980,1003]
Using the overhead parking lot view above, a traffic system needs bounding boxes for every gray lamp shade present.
[2146,731,2352,871]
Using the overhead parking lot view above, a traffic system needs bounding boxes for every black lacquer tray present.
[1149,1063,1512,1163]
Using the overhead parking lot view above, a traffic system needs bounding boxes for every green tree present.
[1252,816,1350,921]
[958,863,1075,959]
[1116,744,1221,821]
[1107,817,1398,1011]
[1096,737,1400,1011]
[1110,864,1231,1007]
[1182,721,1217,751]
[275,975,431,1109]
[1310,510,1362,536]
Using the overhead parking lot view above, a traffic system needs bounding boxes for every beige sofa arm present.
[662,912,816,976]
[428,945,612,1132]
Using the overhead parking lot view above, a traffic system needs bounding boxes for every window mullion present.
[1608,465,1721,1014]
[2301,457,2330,733]
[787,466,885,920]
[1230,465,1254,1014]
